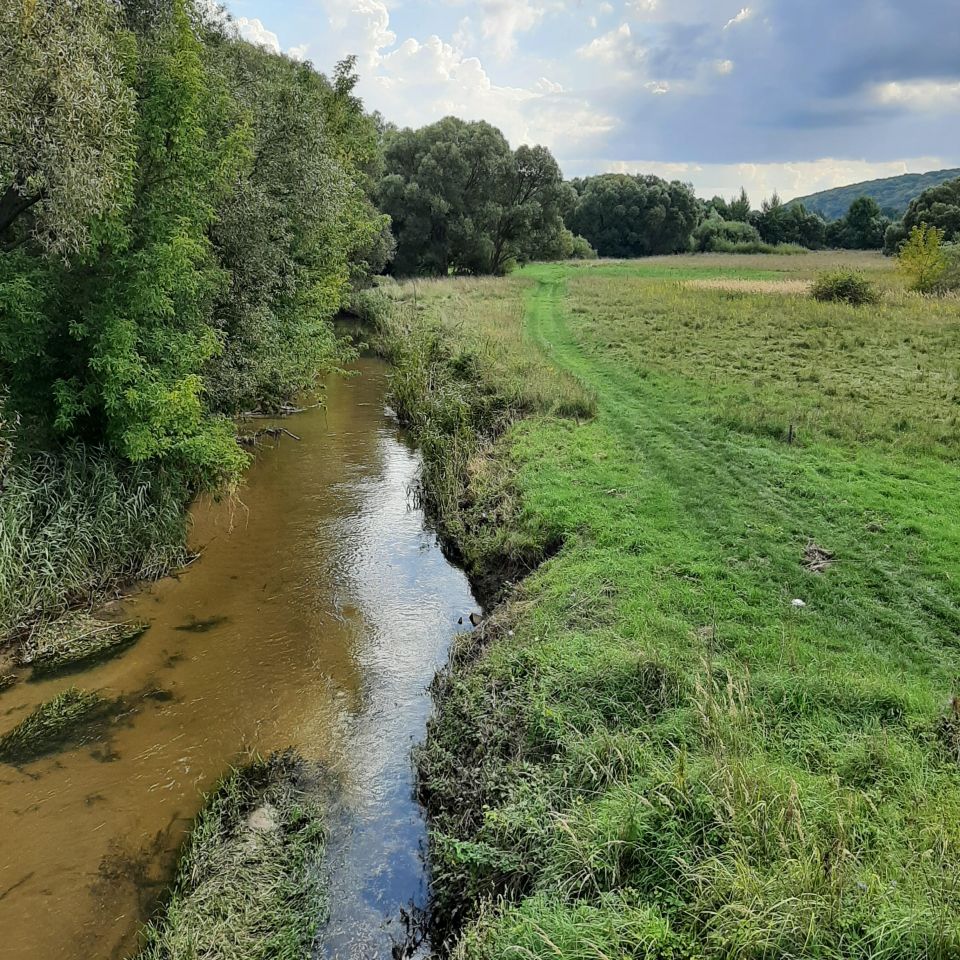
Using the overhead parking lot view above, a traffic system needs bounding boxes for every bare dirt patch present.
[803,541,836,574]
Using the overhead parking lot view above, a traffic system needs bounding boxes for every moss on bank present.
[377,257,960,958]
[135,754,328,960]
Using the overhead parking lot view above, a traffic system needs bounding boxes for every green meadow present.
[375,251,960,957]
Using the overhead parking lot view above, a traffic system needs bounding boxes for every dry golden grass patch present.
[684,277,812,294]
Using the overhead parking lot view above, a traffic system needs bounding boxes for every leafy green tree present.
[378,118,567,276]
[1,1,249,486]
[884,176,960,254]
[728,187,752,222]
[898,225,947,293]
[753,195,825,248]
[204,43,387,412]
[825,196,889,249]
[568,174,701,258]
[0,0,137,256]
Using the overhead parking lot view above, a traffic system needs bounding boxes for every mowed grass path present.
[414,257,960,958]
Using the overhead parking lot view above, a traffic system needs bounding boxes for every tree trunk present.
[0,182,42,236]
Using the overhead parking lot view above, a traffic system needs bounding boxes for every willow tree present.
[0,0,137,256]
[378,117,568,276]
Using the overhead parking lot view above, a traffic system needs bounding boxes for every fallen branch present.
[237,427,302,447]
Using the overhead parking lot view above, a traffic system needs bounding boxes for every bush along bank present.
[374,263,960,959]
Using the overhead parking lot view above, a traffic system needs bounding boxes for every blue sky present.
[224,0,960,201]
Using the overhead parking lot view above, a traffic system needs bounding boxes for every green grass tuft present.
[135,754,327,960]
[0,688,106,763]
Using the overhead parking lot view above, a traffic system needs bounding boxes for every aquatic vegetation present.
[135,754,327,960]
[0,688,106,764]
[22,614,147,679]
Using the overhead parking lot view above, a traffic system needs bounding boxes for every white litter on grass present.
[791,599,807,609]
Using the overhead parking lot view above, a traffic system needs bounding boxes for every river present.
[0,357,475,959]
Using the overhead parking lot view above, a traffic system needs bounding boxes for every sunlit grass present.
[384,254,960,958]
[0,445,188,641]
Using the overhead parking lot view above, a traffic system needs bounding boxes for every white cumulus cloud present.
[873,80,960,111]
[233,16,281,54]
[606,156,947,201]
[578,23,634,63]
[479,0,546,59]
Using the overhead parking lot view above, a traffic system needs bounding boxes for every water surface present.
[0,358,474,959]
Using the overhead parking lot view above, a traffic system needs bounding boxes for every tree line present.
[374,125,960,269]
[1,0,386,491]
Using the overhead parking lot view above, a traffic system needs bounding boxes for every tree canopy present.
[0,0,137,257]
[884,176,960,254]
[567,174,701,258]
[0,0,385,489]
[377,117,569,276]
[825,196,889,250]
[750,194,825,249]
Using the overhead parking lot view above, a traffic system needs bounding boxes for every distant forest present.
[791,168,960,220]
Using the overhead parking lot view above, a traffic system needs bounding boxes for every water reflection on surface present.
[0,358,475,959]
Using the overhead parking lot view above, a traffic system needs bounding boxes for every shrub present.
[940,242,960,293]
[811,269,879,305]
[711,239,808,255]
[898,225,948,293]
[569,234,598,260]
[693,217,761,252]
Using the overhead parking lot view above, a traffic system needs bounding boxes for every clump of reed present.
[0,688,107,763]
[22,614,147,679]
[0,444,188,642]
[135,754,328,960]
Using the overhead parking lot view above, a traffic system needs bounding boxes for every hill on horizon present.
[790,168,960,220]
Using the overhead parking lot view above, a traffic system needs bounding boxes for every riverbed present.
[0,358,475,959]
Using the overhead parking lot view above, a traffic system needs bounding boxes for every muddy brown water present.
[0,358,476,959]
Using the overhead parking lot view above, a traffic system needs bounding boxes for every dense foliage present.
[692,214,762,252]
[793,167,960,221]
[884,176,960,254]
[567,174,700,257]
[750,194,826,248]
[825,196,889,250]
[377,117,572,276]
[0,0,384,490]
[704,187,752,223]
[0,0,387,634]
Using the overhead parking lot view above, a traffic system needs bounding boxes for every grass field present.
[377,252,960,957]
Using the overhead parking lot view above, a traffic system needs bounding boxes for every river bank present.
[0,359,475,959]
[374,255,960,958]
